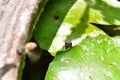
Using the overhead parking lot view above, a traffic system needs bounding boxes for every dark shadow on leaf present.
[90,23,120,37]
[66,6,89,41]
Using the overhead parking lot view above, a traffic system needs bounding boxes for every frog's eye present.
[24,42,37,51]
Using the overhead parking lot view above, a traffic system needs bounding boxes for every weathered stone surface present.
[0,0,44,80]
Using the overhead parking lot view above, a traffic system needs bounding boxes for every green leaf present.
[48,0,102,54]
[33,0,77,50]
[85,0,120,25]
[49,0,120,54]
[45,1,120,78]
[45,35,120,80]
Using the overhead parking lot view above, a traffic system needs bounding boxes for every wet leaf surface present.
[46,35,120,80]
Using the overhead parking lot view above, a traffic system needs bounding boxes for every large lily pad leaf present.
[45,35,120,80]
